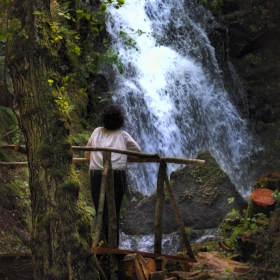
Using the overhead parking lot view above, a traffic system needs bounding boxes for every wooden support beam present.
[103,152,118,280]
[104,152,117,249]
[0,162,28,167]
[92,167,107,248]
[154,163,166,254]
[91,247,197,263]
[164,172,195,259]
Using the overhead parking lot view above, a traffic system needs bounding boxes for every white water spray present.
[105,0,261,199]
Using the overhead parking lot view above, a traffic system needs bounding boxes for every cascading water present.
[105,0,261,200]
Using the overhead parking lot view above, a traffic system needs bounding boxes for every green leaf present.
[92,27,99,36]
[100,4,107,11]
[85,206,95,216]
[117,0,125,4]
[74,46,81,55]
[33,11,43,15]
[0,32,11,40]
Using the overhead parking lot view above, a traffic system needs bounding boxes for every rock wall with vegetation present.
[205,0,280,173]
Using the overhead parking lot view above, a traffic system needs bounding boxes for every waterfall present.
[105,0,261,199]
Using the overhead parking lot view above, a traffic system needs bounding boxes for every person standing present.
[85,105,141,246]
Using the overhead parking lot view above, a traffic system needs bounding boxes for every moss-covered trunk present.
[7,0,99,279]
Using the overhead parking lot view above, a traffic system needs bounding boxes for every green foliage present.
[30,1,126,111]
[79,40,123,79]
[84,205,96,217]
[71,131,92,146]
[225,212,267,253]
[119,29,138,50]
[118,27,147,51]
[200,0,224,11]
[250,5,276,33]
[271,189,280,207]
[0,0,28,40]
[244,53,262,66]
[0,106,20,144]
[0,167,31,253]
[191,152,227,205]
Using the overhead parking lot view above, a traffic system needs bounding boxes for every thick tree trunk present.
[7,0,99,279]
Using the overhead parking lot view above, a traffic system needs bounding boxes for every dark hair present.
[102,105,124,130]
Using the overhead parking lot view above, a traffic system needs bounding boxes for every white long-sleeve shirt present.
[86,127,141,170]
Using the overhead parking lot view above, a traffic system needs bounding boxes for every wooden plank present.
[118,253,156,280]
[92,247,197,263]
[135,254,148,280]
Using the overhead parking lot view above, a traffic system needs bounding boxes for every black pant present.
[90,169,127,246]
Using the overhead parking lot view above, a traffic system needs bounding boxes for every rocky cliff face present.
[206,0,280,172]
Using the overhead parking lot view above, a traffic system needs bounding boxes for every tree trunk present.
[246,188,276,218]
[7,0,99,279]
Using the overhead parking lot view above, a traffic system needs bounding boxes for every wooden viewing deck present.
[0,144,205,280]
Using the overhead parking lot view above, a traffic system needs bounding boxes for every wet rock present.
[121,151,247,235]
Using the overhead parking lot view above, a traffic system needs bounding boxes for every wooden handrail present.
[0,145,205,166]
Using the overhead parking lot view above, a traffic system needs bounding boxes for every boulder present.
[121,151,247,235]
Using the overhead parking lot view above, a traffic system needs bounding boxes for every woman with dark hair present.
[85,105,141,246]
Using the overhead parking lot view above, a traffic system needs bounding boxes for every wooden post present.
[104,151,117,249]
[154,162,166,254]
[92,164,107,247]
[103,151,118,280]
[164,172,195,259]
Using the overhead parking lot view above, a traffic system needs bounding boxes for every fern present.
[71,131,92,146]
[0,106,19,143]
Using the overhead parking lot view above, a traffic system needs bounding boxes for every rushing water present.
[119,228,220,254]
[105,0,261,199]
[119,231,183,254]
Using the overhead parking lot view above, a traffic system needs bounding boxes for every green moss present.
[191,152,227,205]
[253,172,280,191]
[244,53,262,66]
[60,172,80,195]
[37,143,54,157]
[179,190,194,201]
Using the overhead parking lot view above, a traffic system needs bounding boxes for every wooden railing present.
[0,144,205,260]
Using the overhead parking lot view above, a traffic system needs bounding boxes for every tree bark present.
[7,0,99,279]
